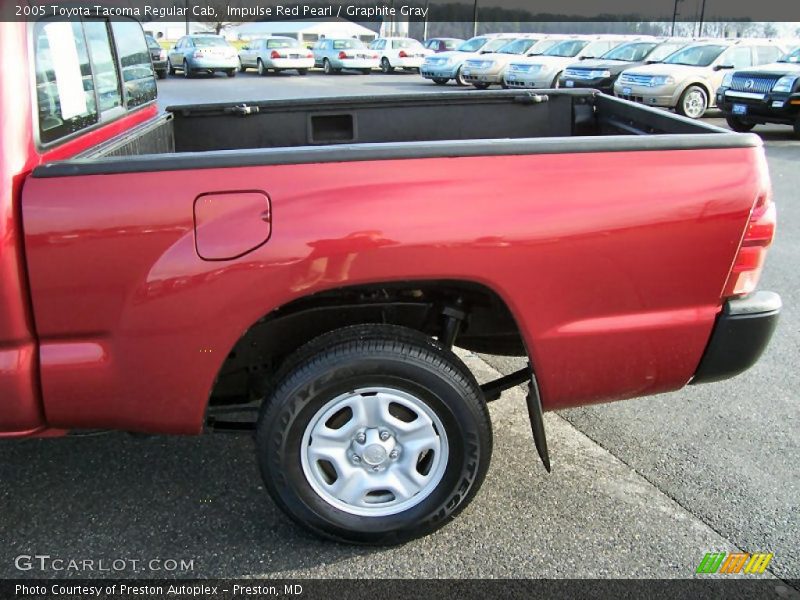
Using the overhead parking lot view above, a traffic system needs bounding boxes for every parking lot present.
[1,71,798,583]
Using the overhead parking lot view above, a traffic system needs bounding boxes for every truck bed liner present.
[35,90,760,178]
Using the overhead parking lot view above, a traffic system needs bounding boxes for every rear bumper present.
[692,291,781,384]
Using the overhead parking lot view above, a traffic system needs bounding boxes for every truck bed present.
[36,90,756,177]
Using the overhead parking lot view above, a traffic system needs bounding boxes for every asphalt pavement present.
[1,70,797,584]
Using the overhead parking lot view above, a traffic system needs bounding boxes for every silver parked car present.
[238,37,315,76]
[313,38,380,75]
[167,34,239,78]
[615,39,788,118]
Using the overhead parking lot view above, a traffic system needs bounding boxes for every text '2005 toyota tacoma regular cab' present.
[1,19,780,544]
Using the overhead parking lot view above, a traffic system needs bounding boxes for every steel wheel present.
[301,387,448,517]
[323,59,332,75]
[678,85,708,119]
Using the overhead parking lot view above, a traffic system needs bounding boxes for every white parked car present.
[238,37,314,76]
[369,37,431,73]
[313,38,380,75]
[504,36,636,89]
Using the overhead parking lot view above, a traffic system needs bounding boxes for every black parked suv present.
[717,46,800,137]
[146,35,168,80]
[558,39,688,94]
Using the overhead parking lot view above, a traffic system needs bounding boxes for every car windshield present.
[332,39,365,50]
[267,39,299,48]
[647,42,687,62]
[662,44,727,66]
[497,39,539,55]
[544,40,589,58]
[457,37,489,52]
[601,42,657,62]
[193,37,229,48]
[778,47,800,63]
[393,39,422,49]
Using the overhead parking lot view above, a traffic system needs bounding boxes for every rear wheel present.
[182,60,192,78]
[381,58,394,74]
[238,59,246,73]
[226,69,236,78]
[725,115,756,132]
[677,85,708,119]
[298,68,308,76]
[473,82,490,90]
[257,59,266,76]
[360,69,371,75]
[432,77,449,85]
[793,118,800,139]
[167,58,176,76]
[323,59,333,75]
[156,69,167,80]
[256,324,492,545]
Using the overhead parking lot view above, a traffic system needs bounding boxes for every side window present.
[755,46,781,65]
[111,20,156,109]
[83,20,122,113]
[724,46,753,68]
[33,20,98,144]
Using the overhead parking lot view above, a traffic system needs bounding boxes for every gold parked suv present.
[614,39,786,118]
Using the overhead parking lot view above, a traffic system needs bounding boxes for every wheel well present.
[681,81,711,104]
[209,280,526,406]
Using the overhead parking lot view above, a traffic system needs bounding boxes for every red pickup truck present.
[1,19,780,544]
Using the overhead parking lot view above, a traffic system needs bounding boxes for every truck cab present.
[0,19,157,436]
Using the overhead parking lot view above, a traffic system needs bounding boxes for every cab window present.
[84,20,123,113]
[111,20,156,108]
[755,46,781,64]
[33,20,98,144]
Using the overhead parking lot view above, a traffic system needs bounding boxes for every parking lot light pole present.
[473,0,478,37]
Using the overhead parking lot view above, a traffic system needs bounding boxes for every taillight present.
[722,193,776,298]
[398,50,408,58]
[338,51,348,59]
[270,50,280,59]
[306,52,313,58]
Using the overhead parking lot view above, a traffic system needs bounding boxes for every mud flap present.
[526,371,551,472]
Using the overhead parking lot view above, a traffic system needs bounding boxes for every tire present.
[725,115,755,132]
[182,61,192,79]
[256,324,492,545]
[360,69,371,75]
[551,73,562,88]
[323,58,333,75]
[226,69,236,78]
[432,77,449,85]
[238,59,246,73]
[381,58,394,74]
[473,82,490,90]
[156,69,167,80]
[793,118,800,140]
[677,85,708,119]
[167,59,176,76]
[257,59,266,76]
[298,69,308,76]
[454,67,468,86]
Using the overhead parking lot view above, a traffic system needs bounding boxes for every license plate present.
[732,103,748,115]
[623,87,632,95]
[565,80,574,87]
[772,100,784,108]
[507,74,516,81]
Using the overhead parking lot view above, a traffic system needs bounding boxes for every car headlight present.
[526,64,543,75]
[651,75,676,86]
[772,75,798,93]
[721,72,734,87]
